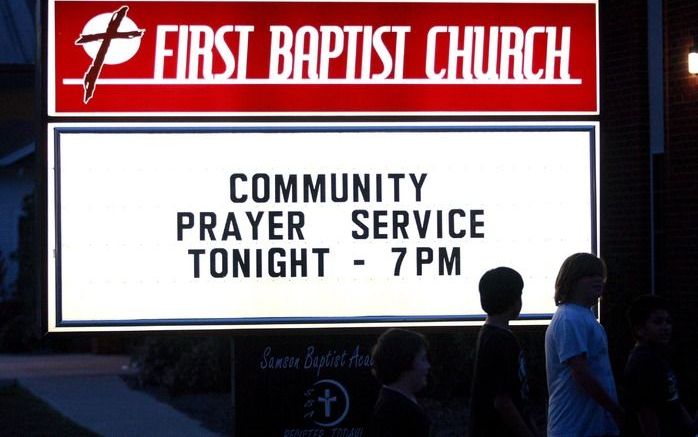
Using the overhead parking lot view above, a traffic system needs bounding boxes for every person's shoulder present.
[479,325,519,356]
[558,303,592,314]
[480,324,517,343]
[376,387,420,410]
[551,303,572,319]
[625,344,670,386]
[372,388,430,436]
[626,344,667,370]
[553,304,596,324]
[376,387,407,404]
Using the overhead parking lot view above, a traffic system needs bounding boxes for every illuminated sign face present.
[48,0,599,115]
[46,122,599,331]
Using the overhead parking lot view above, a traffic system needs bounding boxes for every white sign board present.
[47,122,598,331]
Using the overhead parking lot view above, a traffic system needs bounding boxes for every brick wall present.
[600,0,698,409]
[599,0,652,372]
[659,0,698,408]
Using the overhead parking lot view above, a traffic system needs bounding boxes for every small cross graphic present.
[75,6,144,103]
[318,389,337,418]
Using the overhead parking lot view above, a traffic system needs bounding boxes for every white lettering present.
[524,26,545,79]
[499,26,524,80]
[319,26,344,79]
[153,25,177,79]
[391,26,410,80]
[214,25,237,79]
[153,24,254,80]
[343,26,362,79]
[473,26,499,80]
[449,26,474,80]
[188,25,215,79]
[424,25,575,82]
[177,25,188,79]
[269,25,293,79]
[268,25,410,80]
[294,25,320,79]
[371,26,392,79]
[545,26,571,79]
[425,26,446,79]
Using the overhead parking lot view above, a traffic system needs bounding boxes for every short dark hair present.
[371,328,427,385]
[554,253,607,305]
[478,267,524,315]
[627,294,669,336]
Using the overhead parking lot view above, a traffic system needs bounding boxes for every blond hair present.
[554,253,607,305]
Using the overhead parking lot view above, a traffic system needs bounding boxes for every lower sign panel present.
[46,122,598,331]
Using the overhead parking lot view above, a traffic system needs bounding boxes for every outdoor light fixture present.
[690,44,698,74]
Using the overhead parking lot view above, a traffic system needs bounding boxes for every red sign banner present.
[49,0,598,115]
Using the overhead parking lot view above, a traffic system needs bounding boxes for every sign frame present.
[45,121,599,332]
[40,0,601,333]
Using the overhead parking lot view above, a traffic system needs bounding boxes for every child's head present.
[478,267,524,317]
[371,328,430,391]
[554,253,607,306]
[627,294,672,345]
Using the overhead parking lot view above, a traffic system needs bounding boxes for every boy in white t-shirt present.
[545,253,624,437]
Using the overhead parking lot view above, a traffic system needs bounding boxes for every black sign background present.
[235,333,380,437]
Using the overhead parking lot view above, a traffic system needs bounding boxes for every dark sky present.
[0,0,36,64]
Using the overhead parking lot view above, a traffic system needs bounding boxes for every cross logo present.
[318,388,337,418]
[305,379,350,427]
[75,6,145,103]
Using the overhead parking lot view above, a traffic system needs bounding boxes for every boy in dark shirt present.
[623,295,698,437]
[368,328,431,437]
[468,267,535,437]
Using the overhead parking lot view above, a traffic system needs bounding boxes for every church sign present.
[42,1,599,332]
